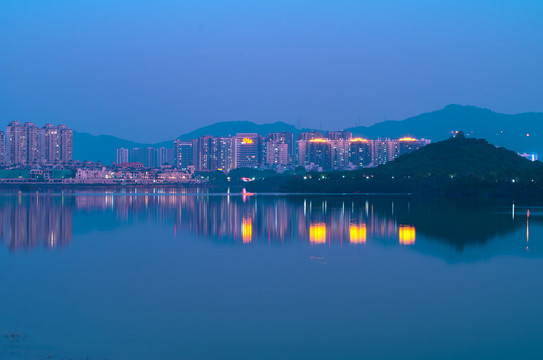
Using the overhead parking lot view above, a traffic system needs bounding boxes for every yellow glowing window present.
[241,138,254,144]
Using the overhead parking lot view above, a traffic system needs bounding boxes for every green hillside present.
[370,133,542,180]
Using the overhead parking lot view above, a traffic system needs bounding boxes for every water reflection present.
[0,190,540,257]
[0,195,73,250]
[399,225,416,245]
[349,224,366,244]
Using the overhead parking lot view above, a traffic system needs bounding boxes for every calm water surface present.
[0,189,542,360]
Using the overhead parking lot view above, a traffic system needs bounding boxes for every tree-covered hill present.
[369,133,542,181]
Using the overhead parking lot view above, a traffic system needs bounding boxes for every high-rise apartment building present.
[26,122,42,165]
[298,131,323,141]
[174,140,195,170]
[330,139,351,169]
[156,147,173,167]
[210,136,235,171]
[42,124,73,164]
[268,132,294,163]
[235,133,262,169]
[266,140,289,166]
[42,124,60,164]
[371,139,394,165]
[116,147,173,167]
[326,131,352,140]
[6,121,28,165]
[6,122,73,166]
[58,125,73,163]
[116,148,129,164]
[296,132,324,166]
[349,138,372,167]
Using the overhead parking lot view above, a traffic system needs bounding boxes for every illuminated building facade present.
[349,138,371,167]
[296,136,430,169]
[210,136,235,171]
[235,133,262,169]
[192,136,235,172]
[266,132,294,166]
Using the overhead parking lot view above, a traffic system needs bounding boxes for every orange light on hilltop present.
[399,137,418,142]
[309,138,328,143]
[309,222,327,244]
[350,224,367,244]
[399,225,416,245]
[242,218,252,244]
[241,138,254,144]
[350,138,368,142]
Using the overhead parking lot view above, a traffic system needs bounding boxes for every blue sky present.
[1,0,542,141]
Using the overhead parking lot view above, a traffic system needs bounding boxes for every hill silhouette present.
[73,132,150,164]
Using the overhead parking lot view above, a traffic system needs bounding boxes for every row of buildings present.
[173,131,430,172]
[117,131,430,172]
[116,147,174,168]
[0,121,73,166]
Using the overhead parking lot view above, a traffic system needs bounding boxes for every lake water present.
[0,189,542,360]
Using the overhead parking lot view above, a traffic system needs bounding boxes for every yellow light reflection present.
[241,138,254,144]
[309,138,328,143]
[399,225,416,245]
[350,224,367,244]
[350,138,368,142]
[309,222,327,244]
[242,218,252,244]
[399,137,418,142]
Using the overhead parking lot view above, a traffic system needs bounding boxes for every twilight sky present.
[1,1,542,142]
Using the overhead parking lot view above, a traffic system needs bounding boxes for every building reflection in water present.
[399,225,416,245]
[309,222,327,244]
[0,194,73,251]
[13,190,531,251]
[0,191,421,250]
[349,224,367,244]
[242,218,252,244]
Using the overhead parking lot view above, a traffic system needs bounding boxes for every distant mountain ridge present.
[346,104,543,154]
[75,104,543,164]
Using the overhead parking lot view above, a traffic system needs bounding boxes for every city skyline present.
[117,131,430,172]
